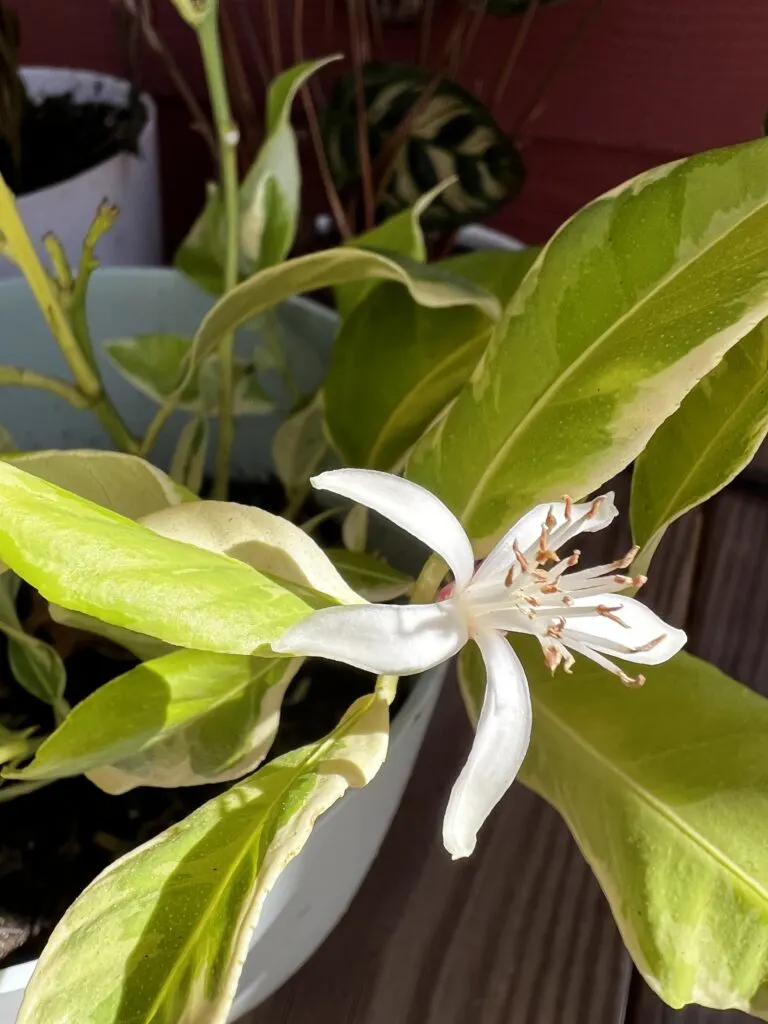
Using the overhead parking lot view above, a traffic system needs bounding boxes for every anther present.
[631,634,665,654]
[611,545,640,570]
[563,495,573,520]
[504,565,516,587]
[597,604,629,627]
[513,540,531,572]
[545,506,557,530]
[586,496,604,520]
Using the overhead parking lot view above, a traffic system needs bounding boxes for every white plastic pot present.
[0,68,162,279]
[0,268,445,1020]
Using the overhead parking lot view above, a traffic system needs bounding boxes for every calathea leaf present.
[408,138,768,552]
[323,61,523,229]
[7,650,300,793]
[17,692,389,1024]
[459,637,768,1019]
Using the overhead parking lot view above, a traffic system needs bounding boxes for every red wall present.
[10,0,768,250]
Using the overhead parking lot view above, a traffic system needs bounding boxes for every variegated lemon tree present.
[1,4,768,1022]
[0,131,767,1024]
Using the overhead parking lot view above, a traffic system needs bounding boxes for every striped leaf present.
[18,693,389,1024]
[323,62,523,229]
[408,139,768,552]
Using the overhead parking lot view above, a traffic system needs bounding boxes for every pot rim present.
[15,66,157,201]
[0,266,339,328]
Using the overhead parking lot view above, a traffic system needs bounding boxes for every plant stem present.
[197,6,240,499]
[491,0,540,114]
[411,553,447,605]
[0,366,91,408]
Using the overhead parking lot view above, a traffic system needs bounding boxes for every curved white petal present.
[442,630,532,860]
[472,492,618,585]
[311,469,475,591]
[273,599,469,675]
[562,596,686,664]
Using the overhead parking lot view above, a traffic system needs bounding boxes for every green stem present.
[196,6,240,499]
[0,366,91,409]
[411,553,448,605]
[0,176,138,453]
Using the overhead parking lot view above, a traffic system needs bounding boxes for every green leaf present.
[8,650,300,793]
[0,461,312,655]
[0,722,38,767]
[104,334,202,407]
[325,548,413,601]
[240,57,341,272]
[194,247,501,372]
[272,393,327,501]
[170,417,208,495]
[334,183,444,320]
[325,281,494,470]
[18,692,389,1024]
[0,573,66,715]
[408,139,768,552]
[439,246,540,307]
[140,500,364,606]
[173,183,228,294]
[631,320,768,571]
[460,638,768,1018]
[2,449,192,519]
[48,604,175,662]
[176,59,339,291]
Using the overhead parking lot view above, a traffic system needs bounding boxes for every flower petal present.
[272,599,469,674]
[311,469,475,590]
[442,630,532,859]
[562,596,686,664]
[472,492,618,585]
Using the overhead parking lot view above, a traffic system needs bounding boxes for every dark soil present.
[0,475,408,967]
[0,88,147,196]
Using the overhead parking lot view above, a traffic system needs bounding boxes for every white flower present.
[273,470,686,859]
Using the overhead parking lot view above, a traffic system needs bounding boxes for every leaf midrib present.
[366,326,490,469]
[637,362,768,542]
[532,697,768,906]
[460,190,768,528]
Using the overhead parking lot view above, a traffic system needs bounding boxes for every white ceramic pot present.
[0,68,162,279]
[0,268,445,1020]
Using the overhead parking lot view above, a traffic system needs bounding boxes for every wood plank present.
[627,488,768,1022]
[244,680,631,1024]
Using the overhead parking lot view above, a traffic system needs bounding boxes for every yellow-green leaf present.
[409,140,768,553]
[18,692,389,1024]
